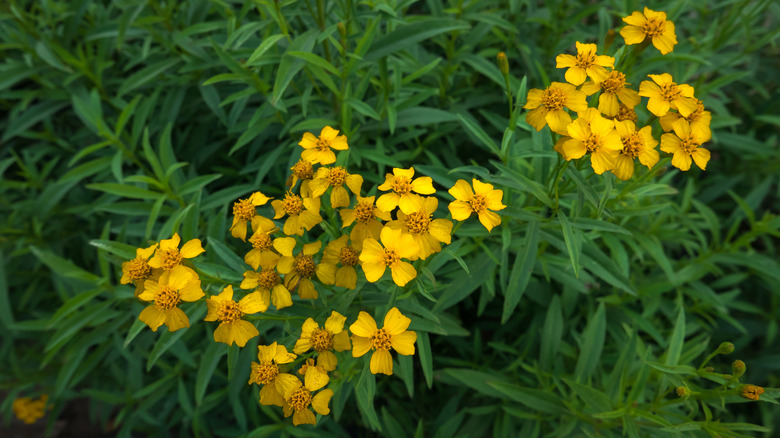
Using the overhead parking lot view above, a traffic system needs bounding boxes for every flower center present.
[249,233,273,250]
[354,201,375,224]
[469,194,488,213]
[233,198,256,222]
[382,248,400,266]
[294,255,316,278]
[620,132,644,158]
[405,211,431,234]
[258,269,281,289]
[338,246,359,266]
[327,166,348,186]
[601,71,626,94]
[159,248,182,270]
[316,137,330,152]
[217,300,243,324]
[154,286,181,310]
[291,159,314,180]
[369,328,392,351]
[542,87,566,111]
[679,135,700,154]
[252,361,279,385]
[575,50,595,68]
[127,258,152,281]
[391,177,412,195]
[641,18,665,38]
[282,192,304,216]
[616,105,638,122]
[311,328,334,352]
[584,134,601,153]
[289,387,313,412]
[686,101,705,122]
[660,82,682,102]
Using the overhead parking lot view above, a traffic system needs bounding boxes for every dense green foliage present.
[1,0,779,436]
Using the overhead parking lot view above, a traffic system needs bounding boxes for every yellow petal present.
[350,312,378,337]
[334,266,357,289]
[671,151,692,171]
[612,155,635,181]
[370,350,393,375]
[238,291,267,315]
[375,193,398,213]
[317,350,337,371]
[691,148,710,170]
[304,365,329,392]
[390,262,416,287]
[297,278,318,299]
[564,66,587,86]
[273,345,297,364]
[271,284,292,309]
[622,11,646,26]
[660,133,681,154]
[361,262,386,283]
[591,150,617,175]
[652,32,676,55]
[555,53,577,68]
[477,210,502,232]
[410,176,436,195]
[179,278,204,302]
[259,383,284,407]
[324,311,346,334]
[180,239,205,259]
[164,307,190,332]
[383,307,411,335]
[351,335,371,357]
[524,88,543,109]
[448,200,473,221]
[274,373,302,399]
[333,330,352,351]
[391,330,417,355]
[139,305,166,332]
[620,25,646,45]
[292,409,316,426]
[214,320,259,347]
[311,389,333,416]
[525,106,549,131]
[397,193,423,214]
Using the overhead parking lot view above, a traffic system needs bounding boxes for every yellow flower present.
[121,242,159,296]
[248,342,299,407]
[321,235,360,289]
[13,395,48,424]
[147,233,205,271]
[638,73,697,118]
[611,120,659,181]
[659,99,712,142]
[376,167,436,214]
[298,126,348,165]
[240,266,292,310]
[562,108,623,175]
[339,195,391,250]
[294,311,352,371]
[244,222,281,271]
[359,227,418,287]
[282,366,333,426]
[138,266,204,332]
[660,119,711,171]
[580,70,640,117]
[524,82,588,135]
[386,196,452,260]
[350,307,417,375]
[288,159,315,197]
[555,42,614,85]
[738,384,764,401]
[276,239,336,299]
[308,166,363,208]
[614,103,638,123]
[204,285,265,347]
[447,179,506,233]
[271,191,322,236]
[620,7,677,55]
[230,192,273,241]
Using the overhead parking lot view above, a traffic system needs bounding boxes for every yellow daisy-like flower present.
[121,242,159,296]
[293,311,352,371]
[386,196,452,260]
[376,167,436,214]
[288,159,315,197]
[230,192,273,241]
[276,239,336,300]
[339,195,391,251]
[581,70,641,118]
[282,366,333,426]
[562,108,623,175]
[350,307,417,375]
[147,233,205,271]
[660,119,711,171]
[659,99,712,142]
[308,166,363,209]
[244,222,281,271]
[321,235,361,289]
[204,285,265,347]
[524,82,588,135]
[138,265,204,332]
[638,73,697,118]
[271,191,322,236]
[240,266,292,310]
[13,395,48,424]
[620,7,677,55]
[248,342,299,407]
[447,179,506,233]
[555,41,614,85]
[359,227,418,287]
[298,126,348,165]
[614,103,639,123]
[611,120,660,181]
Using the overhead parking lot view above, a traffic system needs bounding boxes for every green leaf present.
[246,34,285,65]
[417,331,433,389]
[147,306,206,371]
[271,29,318,108]
[665,306,685,367]
[456,114,500,155]
[558,211,580,278]
[86,183,162,200]
[0,252,13,328]
[117,58,181,98]
[539,295,563,370]
[30,247,103,284]
[574,302,606,381]
[195,343,227,406]
[502,221,539,323]
[365,19,470,61]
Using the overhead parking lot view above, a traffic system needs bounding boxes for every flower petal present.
[369,350,393,375]
[391,330,417,356]
[350,311,378,337]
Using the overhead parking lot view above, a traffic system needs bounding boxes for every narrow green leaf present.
[539,295,562,370]
[365,19,470,61]
[417,331,433,388]
[195,343,227,406]
[86,183,162,200]
[246,34,285,65]
[456,114,500,155]
[502,221,539,323]
[558,211,580,278]
[665,306,686,366]
[574,302,606,381]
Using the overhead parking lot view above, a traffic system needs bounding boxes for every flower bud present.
[739,384,764,401]
[604,29,616,51]
[496,52,509,76]
[676,386,691,400]
[732,360,746,378]
[337,22,347,40]
[717,342,734,355]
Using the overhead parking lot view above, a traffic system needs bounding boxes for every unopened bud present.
[338,22,347,40]
[738,384,764,401]
[604,29,616,51]
[717,342,734,355]
[676,386,691,400]
[497,52,509,76]
[732,360,746,378]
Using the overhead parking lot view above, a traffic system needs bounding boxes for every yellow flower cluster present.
[13,394,48,424]
[523,8,712,178]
